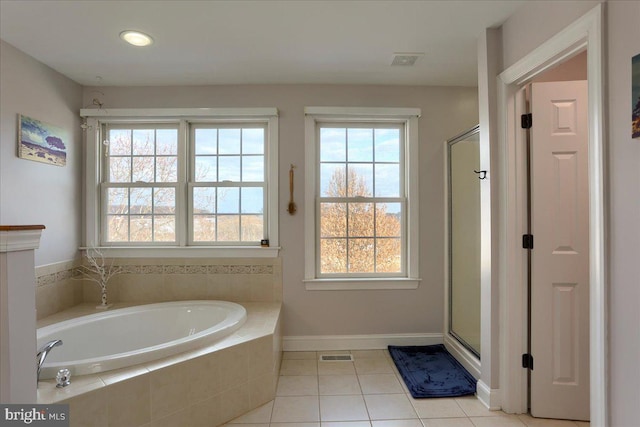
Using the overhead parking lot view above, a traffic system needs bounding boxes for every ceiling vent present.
[391,53,424,66]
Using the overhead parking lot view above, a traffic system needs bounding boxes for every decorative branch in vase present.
[76,247,122,309]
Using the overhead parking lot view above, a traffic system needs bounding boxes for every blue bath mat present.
[388,344,476,398]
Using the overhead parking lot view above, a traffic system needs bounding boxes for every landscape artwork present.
[633,53,640,139]
[18,114,67,166]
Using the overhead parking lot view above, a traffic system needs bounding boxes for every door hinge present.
[522,234,534,249]
[522,353,534,370]
[521,113,533,129]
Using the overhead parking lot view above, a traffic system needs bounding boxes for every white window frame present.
[81,108,279,258]
[303,107,421,290]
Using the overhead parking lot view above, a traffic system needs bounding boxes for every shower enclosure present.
[446,126,481,357]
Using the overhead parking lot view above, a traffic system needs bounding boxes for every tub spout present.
[37,339,62,383]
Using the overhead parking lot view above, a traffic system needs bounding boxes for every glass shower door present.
[447,126,481,357]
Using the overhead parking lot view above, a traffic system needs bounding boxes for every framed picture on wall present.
[18,114,67,166]
[633,53,640,139]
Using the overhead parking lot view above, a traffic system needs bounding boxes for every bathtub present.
[36,300,247,380]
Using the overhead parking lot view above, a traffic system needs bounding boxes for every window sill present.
[303,278,421,291]
[79,246,281,258]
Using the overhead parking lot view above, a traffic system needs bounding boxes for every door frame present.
[496,4,606,425]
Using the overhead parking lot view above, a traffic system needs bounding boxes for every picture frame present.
[633,53,640,139]
[18,114,67,166]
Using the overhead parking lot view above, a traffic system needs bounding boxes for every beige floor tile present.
[320,395,369,422]
[411,398,466,419]
[277,375,319,396]
[470,415,527,427]
[280,359,319,376]
[358,374,404,394]
[395,373,412,394]
[270,423,320,427]
[271,396,320,423]
[454,396,494,417]
[518,414,581,426]
[322,422,372,427]
[258,348,583,427]
[364,393,419,420]
[351,350,388,359]
[355,359,394,375]
[319,375,362,395]
[371,420,424,427]
[421,418,474,427]
[284,351,318,360]
[227,400,273,423]
[318,361,357,376]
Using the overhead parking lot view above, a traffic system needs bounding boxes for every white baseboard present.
[443,333,481,380]
[283,333,443,351]
[476,379,501,410]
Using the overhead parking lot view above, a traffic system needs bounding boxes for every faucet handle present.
[56,369,71,388]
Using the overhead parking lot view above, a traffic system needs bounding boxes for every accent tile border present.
[35,260,80,287]
[35,259,277,287]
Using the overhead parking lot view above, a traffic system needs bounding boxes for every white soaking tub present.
[36,300,247,379]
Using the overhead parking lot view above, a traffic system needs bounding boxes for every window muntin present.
[317,123,405,277]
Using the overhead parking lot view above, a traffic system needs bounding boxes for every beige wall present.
[501,0,601,69]
[607,2,640,425]
[82,84,478,337]
[0,40,83,266]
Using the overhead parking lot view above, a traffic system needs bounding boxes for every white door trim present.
[497,4,606,425]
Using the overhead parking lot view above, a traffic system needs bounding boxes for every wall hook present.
[474,170,487,180]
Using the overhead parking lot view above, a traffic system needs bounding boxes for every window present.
[103,124,179,243]
[304,107,420,290]
[82,108,279,257]
[190,124,266,244]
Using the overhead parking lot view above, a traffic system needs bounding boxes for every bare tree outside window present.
[320,167,402,274]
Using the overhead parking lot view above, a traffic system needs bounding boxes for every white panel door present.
[530,80,589,421]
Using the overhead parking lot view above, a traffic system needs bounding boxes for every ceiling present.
[0,0,526,87]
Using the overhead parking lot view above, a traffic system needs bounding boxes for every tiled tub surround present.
[36,257,282,320]
[35,259,84,319]
[37,302,282,427]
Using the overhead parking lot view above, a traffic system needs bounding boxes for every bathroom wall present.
[0,40,83,266]
[500,0,601,70]
[82,84,479,338]
[605,2,640,424]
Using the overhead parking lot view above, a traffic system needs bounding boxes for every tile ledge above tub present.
[303,278,421,291]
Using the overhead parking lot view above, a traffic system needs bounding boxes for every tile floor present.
[225,350,590,427]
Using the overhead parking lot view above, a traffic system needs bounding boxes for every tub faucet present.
[37,339,62,383]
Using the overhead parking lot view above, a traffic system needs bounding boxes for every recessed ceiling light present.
[119,30,154,47]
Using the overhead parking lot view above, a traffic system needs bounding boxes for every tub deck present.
[37,301,282,427]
